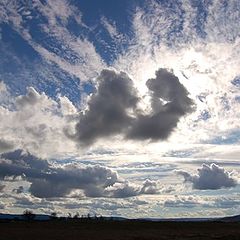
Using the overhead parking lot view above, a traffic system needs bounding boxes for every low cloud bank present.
[0,150,158,198]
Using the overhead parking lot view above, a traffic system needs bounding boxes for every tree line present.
[22,209,105,221]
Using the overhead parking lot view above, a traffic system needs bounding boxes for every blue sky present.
[0,0,240,218]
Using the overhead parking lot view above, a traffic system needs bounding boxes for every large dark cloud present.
[177,163,238,190]
[127,68,195,140]
[74,69,139,146]
[73,68,195,145]
[29,164,119,198]
[0,150,158,198]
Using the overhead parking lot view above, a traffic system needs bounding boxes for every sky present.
[0,0,240,218]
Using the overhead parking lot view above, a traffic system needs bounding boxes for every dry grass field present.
[0,219,239,240]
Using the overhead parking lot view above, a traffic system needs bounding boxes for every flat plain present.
[0,220,240,240]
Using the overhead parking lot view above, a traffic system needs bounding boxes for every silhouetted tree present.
[73,212,80,219]
[50,212,57,220]
[23,210,35,221]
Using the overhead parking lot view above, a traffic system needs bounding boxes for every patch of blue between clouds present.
[74,0,133,33]
[164,149,199,158]
[26,10,86,65]
[208,130,240,145]
[199,110,211,121]
[72,0,135,64]
[0,24,39,61]
[82,82,95,95]
[0,0,137,102]
[0,25,82,104]
[231,75,240,87]
[220,95,230,111]
[234,96,240,102]
[189,0,211,38]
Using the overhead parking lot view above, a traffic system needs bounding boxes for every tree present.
[50,212,58,219]
[23,210,36,221]
[73,212,80,219]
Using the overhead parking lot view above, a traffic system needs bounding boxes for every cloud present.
[73,68,194,145]
[177,163,238,190]
[0,82,7,92]
[0,150,158,199]
[0,150,117,198]
[0,86,77,158]
[12,194,54,210]
[73,69,139,146]
[16,87,42,108]
[29,164,119,198]
[127,68,195,140]
[0,201,5,209]
[12,186,24,194]
[163,195,200,208]
[0,139,14,153]
[0,184,5,192]
[0,0,105,83]
[0,81,11,107]
[105,182,140,198]
[214,195,240,209]
[140,179,158,194]
[101,16,125,44]
[104,179,158,198]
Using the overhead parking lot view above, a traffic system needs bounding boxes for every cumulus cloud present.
[74,68,194,145]
[140,179,158,194]
[0,86,77,158]
[127,68,195,140]
[105,179,158,198]
[74,69,139,146]
[29,164,119,198]
[16,87,42,108]
[0,150,158,199]
[177,163,238,190]
[1,69,194,158]
[105,182,140,198]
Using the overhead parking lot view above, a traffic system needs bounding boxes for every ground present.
[0,220,240,240]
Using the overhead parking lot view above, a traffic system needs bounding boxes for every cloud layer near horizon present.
[0,150,158,198]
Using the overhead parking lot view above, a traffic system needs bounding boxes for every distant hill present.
[0,213,50,221]
[0,213,239,222]
[138,217,214,222]
[219,215,240,222]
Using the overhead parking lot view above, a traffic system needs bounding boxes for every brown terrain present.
[0,219,240,240]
